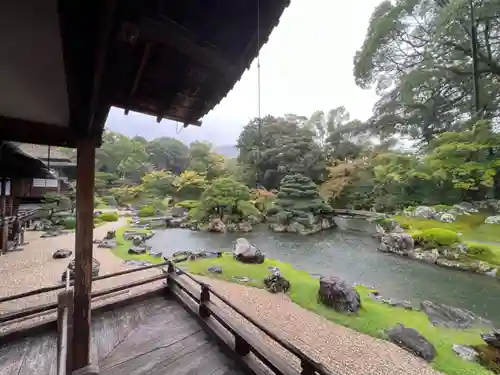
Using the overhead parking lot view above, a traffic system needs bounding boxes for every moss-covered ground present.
[180,254,491,375]
[110,226,164,264]
[394,214,500,267]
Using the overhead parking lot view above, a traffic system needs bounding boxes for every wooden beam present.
[115,104,202,126]
[88,0,118,133]
[0,116,79,147]
[137,17,239,79]
[58,1,116,136]
[125,42,154,114]
[0,179,6,255]
[72,138,96,371]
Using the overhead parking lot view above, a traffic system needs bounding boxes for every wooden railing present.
[57,269,73,375]
[0,260,332,375]
[165,261,332,375]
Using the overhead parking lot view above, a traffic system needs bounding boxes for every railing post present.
[234,335,251,356]
[57,289,74,375]
[199,283,211,319]
[300,359,315,375]
[166,262,176,291]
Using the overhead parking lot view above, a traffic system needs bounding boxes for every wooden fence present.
[0,261,332,375]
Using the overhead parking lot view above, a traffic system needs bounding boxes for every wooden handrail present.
[2,259,331,375]
[57,269,73,375]
[0,261,169,304]
[166,261,332,375]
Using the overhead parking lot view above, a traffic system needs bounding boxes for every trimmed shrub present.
[175,200,199,209]
[63,217,76,229]
[102,196,118,207]
[93,217,104,228]
[413,228,460,248]
[138,205,155,217]
[94,196,106,208]
[99,212,119,222]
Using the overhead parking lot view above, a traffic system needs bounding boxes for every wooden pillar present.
[0,178,6,254]
[72,138,96,371]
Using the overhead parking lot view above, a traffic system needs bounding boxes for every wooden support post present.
[166,262,176,291]
[0,178,7,254]
[72,138,95,371]
[199,283,211,319]
[300,359,315,375]
[57,290,74,375]
[235,335,251,356]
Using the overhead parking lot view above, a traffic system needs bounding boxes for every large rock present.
[123,231,145,240]
[481,329,500,349]
[268,223,287,233]
[452,344,479,362]
[264,274,291,293]
[437,212,456,222]
[414,206,436,219]
[128,246,147,254]
[420,301,493,329]
[237,221,253,232]
[167,218,186,228]
[105,230,116,239]
[132,236,143,246]
[233,238,265,264]
[53,248,72,259]
[63,258,100,281]
[317,276,361,313]
[408,249,439,264]
[98,239,117,249]
[454,202,478,214]
[485,215,500,224]
[377,233,414,255]
[170,206,188,218]
[387,324,436,361]
[208,218,226,233]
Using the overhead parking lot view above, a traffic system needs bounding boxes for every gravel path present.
[192,276,442,375]
[0,219,161,330]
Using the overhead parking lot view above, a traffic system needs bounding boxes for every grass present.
[396,213,500,243]
[110,226,164,264]
[394,214,500,268]
[181,254,492,375]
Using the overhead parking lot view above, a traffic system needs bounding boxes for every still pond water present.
[148,217,500,326]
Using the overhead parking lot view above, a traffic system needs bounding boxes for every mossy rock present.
[413,228,460,248]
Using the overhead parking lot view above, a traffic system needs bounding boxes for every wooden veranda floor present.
[0,295,244,375]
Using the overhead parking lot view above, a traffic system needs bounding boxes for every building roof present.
[15,144,73,162]
[0,1,290,147]
[0,142,56,178]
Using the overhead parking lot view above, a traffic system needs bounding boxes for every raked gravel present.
[191,275,442,375]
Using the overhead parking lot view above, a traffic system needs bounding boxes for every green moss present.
[394,214,500,243]
[462,224,500,243]
[175,200,199,209]
[182,255,490,375]
[110,226,164,264]
[99,212,119,222]
[413,228,460,247]
[63,217,76,229]
[138,205,155,217]
[464,242,500,266]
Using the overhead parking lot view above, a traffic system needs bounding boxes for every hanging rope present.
[255,0,262,189]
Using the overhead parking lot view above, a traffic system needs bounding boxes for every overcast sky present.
[106,0,381,145]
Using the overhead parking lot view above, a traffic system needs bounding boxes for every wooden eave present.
[0,0,290,148]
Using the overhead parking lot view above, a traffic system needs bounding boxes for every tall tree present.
[146,137,189,174]
[354,0,500,145]
[237,116,327,189]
